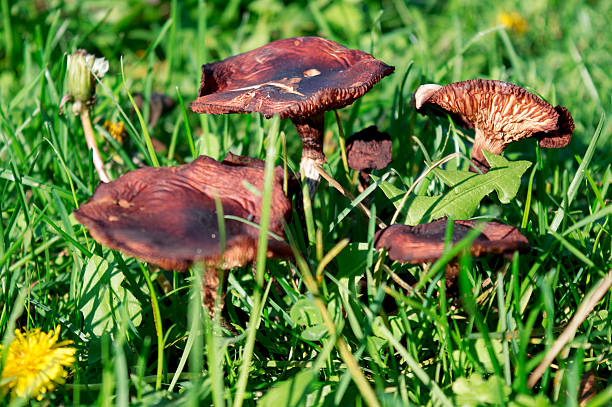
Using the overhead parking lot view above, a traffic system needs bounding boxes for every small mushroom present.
[375,219,528,263]
[346,125,392,192]
[133,92,176,128]
[190,36,394,193]
[74,154,292,314]
[374,219,528,293]
[413,79,574,172]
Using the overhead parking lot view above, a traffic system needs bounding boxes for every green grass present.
[1,0,611,406]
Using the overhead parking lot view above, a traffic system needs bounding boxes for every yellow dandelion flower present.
[1,325,76,401]
[103,119,127,144]
[497,11,528,35]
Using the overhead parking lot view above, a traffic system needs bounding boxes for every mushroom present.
[133,92,176,128]
[375,219,528,262]
[346,125,392,192]
[190,36,394,194]
[374,219,528,293]
[413,79,574,172]
[74,153,293,314]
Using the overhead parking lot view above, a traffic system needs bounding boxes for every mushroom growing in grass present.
[133,92,176,128]
[374,219,528,292]
[74,153,292,315]
[413,79,574,172]
[346,125,392,192]
[190,36,394,194]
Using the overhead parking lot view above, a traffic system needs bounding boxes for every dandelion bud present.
[64,49,109,114]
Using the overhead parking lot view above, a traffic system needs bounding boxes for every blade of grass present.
[521,163,538,229]
[188,264,204,407]
[316,166,382,226]
[528,268,612,388]
[496,271,512,385]
[550,113,605,232]
[376,322,453,406]
[232,115,279,407]
[548,230,597,268]
[315,238,349,282]
[176,87,196,158]
[139,262,164,390]
[333,111,349,174]
[121,58,159,167]
[328,171,391,233]
[1,0,13,68]
[458,264,503,379]
[114,303,130,407]
[204,281,226,407]
[285,230,382,407]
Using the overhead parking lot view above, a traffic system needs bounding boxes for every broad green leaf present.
[289,297,327,341]
[372,316,406,343]
[79,254,142,337]
[335,243,369,280]
[453,373,551,407]
[366,336,388,353]
[259,370,317,407]
[289,297,339,341]
[452,338,503,373]
[379,151,531,225]
[452,374,510,406]
[509,394,552,407]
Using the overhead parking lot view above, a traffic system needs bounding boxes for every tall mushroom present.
[413,79,574,172]
[374,219,528,293]
[190,36,394,194]
[74,153,292,314]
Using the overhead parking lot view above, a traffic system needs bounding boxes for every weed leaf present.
[259,370,318,407]
[452,374,510,406]
[79,254,142,337]
[379,152,531,224]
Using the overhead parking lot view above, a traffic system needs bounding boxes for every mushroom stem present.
[470,129,505,173]
[357,170,371,193]
[201,267,227,319]
[80,108,110,183]
[291,112,325,196]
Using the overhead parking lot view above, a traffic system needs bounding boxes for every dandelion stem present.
[80,108,109,183]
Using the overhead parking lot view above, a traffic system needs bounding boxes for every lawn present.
[0,0,611,406]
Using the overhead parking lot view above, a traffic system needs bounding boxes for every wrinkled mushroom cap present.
[74,155,292,271]
[190,36,394,119]
[414,79,574,167]
[374,219,528,263]
[346,126,393,171]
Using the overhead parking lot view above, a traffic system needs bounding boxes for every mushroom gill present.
[413,79,574,172]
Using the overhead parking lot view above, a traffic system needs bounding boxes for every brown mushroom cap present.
[190,36,394,119]
[74,155,292,271]
[414,79,574,170]
[374,219,528,264]
[190,37,394,194]
[346,126,393,171]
